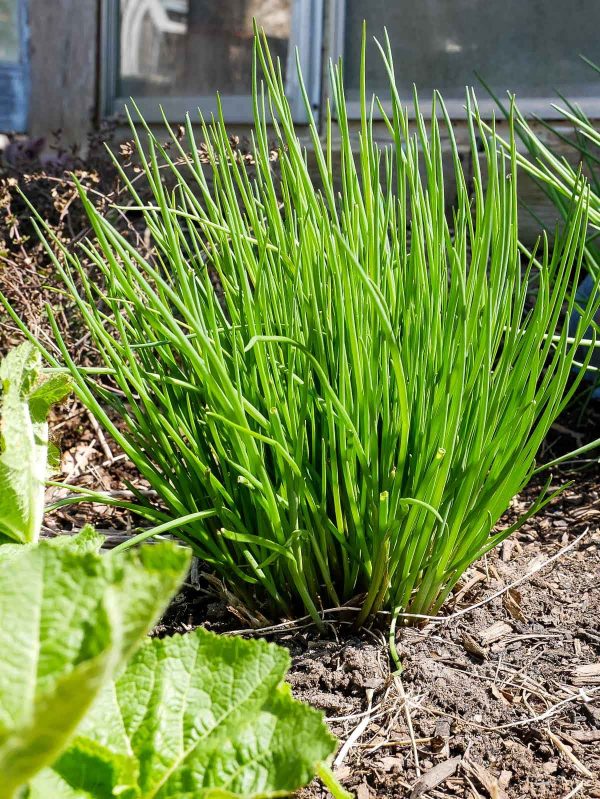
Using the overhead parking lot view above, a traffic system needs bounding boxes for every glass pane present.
[344,0,600,102]
[0,0,21,63]
[119,0,291,98]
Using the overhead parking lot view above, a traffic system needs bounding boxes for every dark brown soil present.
[300,516,600,799]
[157,470,600,799]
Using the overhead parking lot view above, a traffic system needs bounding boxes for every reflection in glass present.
[0,0,21,63]
[119,0,291,98]
[344,0,600,101]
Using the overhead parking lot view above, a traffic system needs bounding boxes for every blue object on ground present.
[569,273,600,398]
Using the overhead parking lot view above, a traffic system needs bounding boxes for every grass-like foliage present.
[481,61,600,436]
[8,29,600,626]
[481,58,600,278]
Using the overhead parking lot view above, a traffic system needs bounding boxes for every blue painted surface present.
[0,0,29,132]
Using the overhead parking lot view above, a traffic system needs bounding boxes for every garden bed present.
[36,395,600,798]
[2,115,600,798]
[4,245,600,799]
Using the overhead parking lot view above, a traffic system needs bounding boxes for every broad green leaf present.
[0,536,191,799]
[47,524,106,553]
[0,525,105,565]
[0,343,71,544]
[24,770,93,799]
[34,627,338,799]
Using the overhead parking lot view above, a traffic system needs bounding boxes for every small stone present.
[356,781,370,799]
[379,756,402,773]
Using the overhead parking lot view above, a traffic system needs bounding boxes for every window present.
[0,0,28,131]
[338,0,600,117]
[101,0,600,126]
[101,0,323,123]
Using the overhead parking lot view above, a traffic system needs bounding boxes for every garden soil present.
[43,393,600,799]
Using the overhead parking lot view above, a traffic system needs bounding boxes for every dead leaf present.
[503,588,526,621]
[463,758,508,799]
[431,718,451,756]
[491,684,511,705]
[462,632,487,659]
[356,781,370,799]
[584,704,600,728]
[501,539,514,562]
[480,621,512,645]
[546,729,595,779]
[410,757,461,798]
[452,571,486,606]
[542,760,558,774]
[379,756,402,773]
[498,770,512,790]
[571,663,600,686]
[570,729,600,743]
[333,765,352,781]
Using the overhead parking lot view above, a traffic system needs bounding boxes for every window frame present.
[100,0,323,124]
[0,0,29,131]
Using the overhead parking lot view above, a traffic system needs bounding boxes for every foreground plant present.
[0,533,191,798]
[0,343,70,543]
[33,625,340,798]
[1,534,341,799]
[5,29,600,626]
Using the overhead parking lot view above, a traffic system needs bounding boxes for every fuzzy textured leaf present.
[0,343,71,543]
[0,535,191,798]
[31,627,337,799]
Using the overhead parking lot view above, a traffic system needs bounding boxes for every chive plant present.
[9,29,600,627]
[481,62,600,452]
[481,60,600,278]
